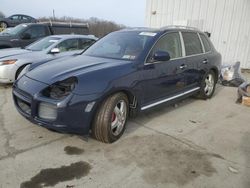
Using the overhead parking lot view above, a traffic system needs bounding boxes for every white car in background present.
[0,34,97,83]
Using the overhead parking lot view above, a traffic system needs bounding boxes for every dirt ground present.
[0,74,250,188]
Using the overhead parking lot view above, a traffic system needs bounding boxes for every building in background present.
[145,0,250,69]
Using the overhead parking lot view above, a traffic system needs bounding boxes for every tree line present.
[0,11,125,37]
[40,16,125,37]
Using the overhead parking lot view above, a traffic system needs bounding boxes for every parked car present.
[0,14,37,28]
[13,26,221,143]
[0,34,97,83]
[0,22,89,49]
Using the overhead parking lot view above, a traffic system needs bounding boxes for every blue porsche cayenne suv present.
[13,26,221,143]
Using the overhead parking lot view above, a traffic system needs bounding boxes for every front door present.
[141,32,188,106]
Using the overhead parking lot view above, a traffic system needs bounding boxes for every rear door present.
[141,32,188,105]
[199,33,213,73]
[181,32,207,88]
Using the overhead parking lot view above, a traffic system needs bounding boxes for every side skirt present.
[141,87,200,111]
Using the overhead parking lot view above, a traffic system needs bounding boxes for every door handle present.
[179,64,187,69]
[203,59,208,64]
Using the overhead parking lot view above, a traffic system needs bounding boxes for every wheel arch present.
[0,21,8,27]
[90,88,139,124]
[15,63,30,80]
[210,66,219,82]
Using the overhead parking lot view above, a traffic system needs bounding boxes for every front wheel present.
[92,93,129,143]
[197,70,216,99]
[0,22,7,29]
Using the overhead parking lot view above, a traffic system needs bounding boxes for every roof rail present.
[160,25,200,31]
[39,21,89,27]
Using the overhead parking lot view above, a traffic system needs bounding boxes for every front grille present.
[13,87,32,116]
[16,98,31,115]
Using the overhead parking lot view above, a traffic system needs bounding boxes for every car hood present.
[29,50,82,70]
[26,55,129,85]
[0,48,33,59]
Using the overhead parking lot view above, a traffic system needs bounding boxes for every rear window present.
[182,32,203,56]
[200,34,211,52]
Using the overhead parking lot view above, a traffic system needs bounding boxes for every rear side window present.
[200,34,211,52]
[56,39,79,52]
[23,26,47,39]
[151,32,182,59]
[79,39,95,50]
[182,32,203,56]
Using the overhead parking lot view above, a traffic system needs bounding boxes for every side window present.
[151,32,182,60]
[22,16,29,21]
[56,39,79,52]
[182,32,203,56]
[10,15,19,20]
[79,39,95,50]
[23,26,47,39]
[200,34,211,52]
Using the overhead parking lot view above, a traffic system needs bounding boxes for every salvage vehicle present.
[0,22,89,49]
[13,26,221,143]
[0,35,97,83]
[0,14,37,28]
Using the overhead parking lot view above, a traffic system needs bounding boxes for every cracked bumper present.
[12,76,97,135]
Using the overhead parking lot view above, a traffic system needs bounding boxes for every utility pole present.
[53,9,55,20]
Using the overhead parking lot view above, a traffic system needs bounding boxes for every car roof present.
[46,34,98,40]
[10,14,35,18]
[119,25,202,34]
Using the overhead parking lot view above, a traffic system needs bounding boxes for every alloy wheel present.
[204,73,215,96]
[111,100,127,136]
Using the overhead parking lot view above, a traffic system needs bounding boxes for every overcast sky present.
[0,0,146,27]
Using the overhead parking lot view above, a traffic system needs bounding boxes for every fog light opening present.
[38,102,57,121]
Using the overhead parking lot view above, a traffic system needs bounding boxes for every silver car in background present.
[0,34,97,83]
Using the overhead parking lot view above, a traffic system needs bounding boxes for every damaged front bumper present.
[12,75,96,135]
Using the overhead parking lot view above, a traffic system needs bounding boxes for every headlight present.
[0,59,17,66]
[42,77,78,100]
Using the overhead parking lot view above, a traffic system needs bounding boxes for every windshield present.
[26,37,61,51]
[0,24,27,36]
[85,31,156,60]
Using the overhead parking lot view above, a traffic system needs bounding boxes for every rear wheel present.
[197,70,216,99]
[92,93,129,143]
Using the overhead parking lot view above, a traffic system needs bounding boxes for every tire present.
[197,70,216,99]
[0,22,8,29]
[92,92,129,143]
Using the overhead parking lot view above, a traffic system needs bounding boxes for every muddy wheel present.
[92,93,129,143]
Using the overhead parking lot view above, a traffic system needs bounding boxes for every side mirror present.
[22,33,31,40]
[152,51,170,62]
[50,48,60,54]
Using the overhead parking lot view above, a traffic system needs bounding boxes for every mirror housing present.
[152,51,171,62]
[22,33,31,40]
[50,48,60,54]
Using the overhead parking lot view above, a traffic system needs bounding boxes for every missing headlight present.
[42,77,77,100]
